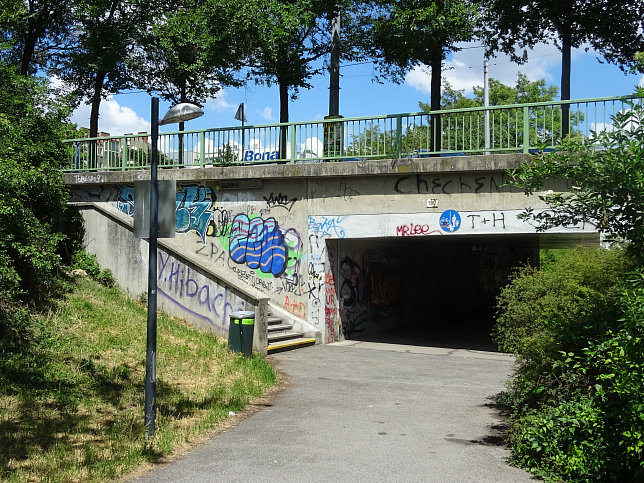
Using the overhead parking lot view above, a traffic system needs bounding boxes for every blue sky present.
[67,41,644,136]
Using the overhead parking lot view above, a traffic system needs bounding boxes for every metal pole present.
[328,8,340,117]
[241,103,245,162]
[145,97,159,436]
[484,59,490,154]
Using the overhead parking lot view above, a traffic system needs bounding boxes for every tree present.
[417,74,562,152]
[54,0,153,140]
[480,0,644,137]
[129,0,252,164]
[509,100,644,261]
[247,0,365,158]
[365,0,478,153]
[0,0,74,76]
[0,63,73,350]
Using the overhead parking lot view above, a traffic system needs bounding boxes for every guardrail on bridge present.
[62,95,642,172]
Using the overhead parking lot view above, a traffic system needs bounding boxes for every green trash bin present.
[228,310,255,357]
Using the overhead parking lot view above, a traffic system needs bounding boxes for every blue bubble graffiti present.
[229,214,288,277]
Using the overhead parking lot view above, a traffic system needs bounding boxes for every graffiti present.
[324,278,338,342]
[176,185,215,243]
[283,295,306,318]
[206,208,233,238]
[158,252,242,331]
[466,212,506,229]
[396,223,442,237]
[394,174,508,195]
[229,214,288,277]
[117,185,135,216]
[340,178,360,201]
[195,241,228,267]
[339,257,365,308]
[117,184,216,242]
[308,216,346,238]
[74,174,105,184]
[369,271,401,308]
[231,265,275,292]
[324,242,339,342]
[338,248,403,339]
[263,192,297,211]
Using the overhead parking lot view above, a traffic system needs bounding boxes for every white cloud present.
[261,106,276,121]
[300,137,323,157]
[69,96,149,136]
[205,89,235,112]
[639,75,644,88]
[405,42,562,96]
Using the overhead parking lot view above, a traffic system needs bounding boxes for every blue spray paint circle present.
[439,210,461,233]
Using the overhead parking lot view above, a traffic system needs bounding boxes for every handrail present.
[62,94,642,172]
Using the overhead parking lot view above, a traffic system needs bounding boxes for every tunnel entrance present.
[333,235,540,351]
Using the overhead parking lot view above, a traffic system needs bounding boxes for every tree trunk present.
[560,22,572,139]
[89,71,107,168]
[279,81,289,160]
[430,48,442,155]
[20,34,37,76]
[19,1,39,76]
[178,87,186,166]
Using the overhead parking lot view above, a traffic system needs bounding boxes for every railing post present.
[121,136,127,171]
[200,131,206,167]
[395,116,402,159]
[290,124,296,163]
[523,106,530,154]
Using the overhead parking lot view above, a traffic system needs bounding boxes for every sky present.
[66,41,644,137]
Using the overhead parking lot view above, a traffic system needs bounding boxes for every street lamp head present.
[159,102,204,126]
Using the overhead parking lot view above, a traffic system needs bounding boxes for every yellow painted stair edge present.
[267,338,317,352]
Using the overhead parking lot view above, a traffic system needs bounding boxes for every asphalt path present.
[133,341,535,482]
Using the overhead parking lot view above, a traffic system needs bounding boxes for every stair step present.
[268,331,304,343]
[268,323,294,332]
[267,316,283,325]
[268,337,317,354]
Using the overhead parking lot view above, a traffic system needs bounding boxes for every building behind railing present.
[62,95,642,172]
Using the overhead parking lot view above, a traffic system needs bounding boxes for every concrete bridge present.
[64,151,598,353]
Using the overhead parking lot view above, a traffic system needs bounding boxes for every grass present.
[0,277,277,482]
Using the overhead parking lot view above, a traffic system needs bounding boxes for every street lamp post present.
[145,98,203,436]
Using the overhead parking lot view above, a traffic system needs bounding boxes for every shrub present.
[70,250,116,288]
[496,248,644,480]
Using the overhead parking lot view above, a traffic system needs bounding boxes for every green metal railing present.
[62,95,642,172]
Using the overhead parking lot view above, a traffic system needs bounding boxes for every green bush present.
[70,251,116,288]
[496,248,644,480]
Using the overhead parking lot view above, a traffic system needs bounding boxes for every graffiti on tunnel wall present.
[229,214,288,277]
[337,249,402,339]
[116,183,306,317]
[157,252,246,333]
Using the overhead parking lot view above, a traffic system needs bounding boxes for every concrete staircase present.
[266,309,318,354]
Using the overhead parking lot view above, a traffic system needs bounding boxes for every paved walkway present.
[134,342,535,482]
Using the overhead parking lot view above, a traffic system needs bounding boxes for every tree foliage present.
[0,0,74,76]
[129,0,253,107]
[480,0,644,111]
[365,0,478,123]
[509,100,644,261]
[0,63,73,351]
[53,0,154,138]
